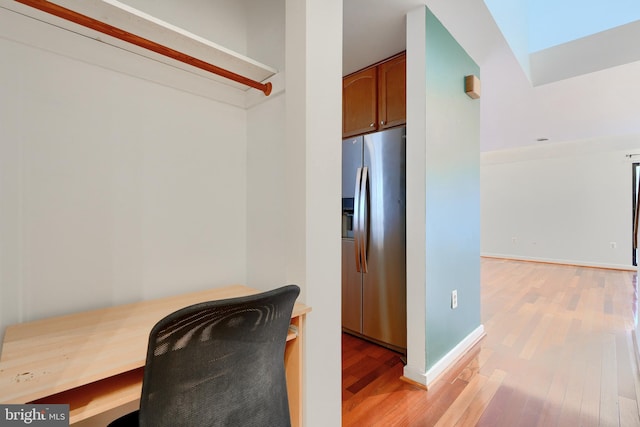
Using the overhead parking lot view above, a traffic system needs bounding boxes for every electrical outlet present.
[451,290,458,309]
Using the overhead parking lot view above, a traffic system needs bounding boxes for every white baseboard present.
[481,253,636,271]
[403,324,485,388]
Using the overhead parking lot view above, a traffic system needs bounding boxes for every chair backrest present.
[138,284,300,427]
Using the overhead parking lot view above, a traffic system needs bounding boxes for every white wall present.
[0,6,247,338]
[405,6,428,388]
[285,1,343,425]
[121,0,248,55]
[483,0,530,80]
[246,0,286,71]
[246,93,289,288]
[482,135,640,269]
[245,0,288,289]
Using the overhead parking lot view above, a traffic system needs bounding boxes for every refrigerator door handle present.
[353,167,363,272]
[360,166,369,273]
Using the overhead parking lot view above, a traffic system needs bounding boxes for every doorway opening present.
[633,162,639,266]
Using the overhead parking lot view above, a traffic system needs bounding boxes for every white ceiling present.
[343,0,640,152]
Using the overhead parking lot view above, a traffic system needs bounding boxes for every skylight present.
[483,0,640,85]
[527,0,640,52]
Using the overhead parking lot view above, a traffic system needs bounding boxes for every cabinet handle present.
[380,120,385,125]
[369,123,374,127]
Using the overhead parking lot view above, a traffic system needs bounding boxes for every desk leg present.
[285,314,305,427]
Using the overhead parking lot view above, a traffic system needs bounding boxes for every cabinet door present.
[343,67,377,138]
[378,53,406,129]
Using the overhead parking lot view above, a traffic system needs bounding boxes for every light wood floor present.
[342,258,640,426]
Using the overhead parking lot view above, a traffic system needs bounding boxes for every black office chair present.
[108,284,300,427]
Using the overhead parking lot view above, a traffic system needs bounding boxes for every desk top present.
[0,285,311,404]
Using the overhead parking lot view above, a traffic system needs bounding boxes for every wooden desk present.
[0,285,311,426]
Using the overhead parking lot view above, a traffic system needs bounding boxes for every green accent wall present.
[424,7,481,370]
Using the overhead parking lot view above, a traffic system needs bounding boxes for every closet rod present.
[15,0,273,96]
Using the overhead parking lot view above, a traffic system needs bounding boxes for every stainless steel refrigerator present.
[341,126,406,353]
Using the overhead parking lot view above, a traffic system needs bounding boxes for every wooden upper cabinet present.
[342,52,405,138]
[378,53,406,130]
[342,67,377,138]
